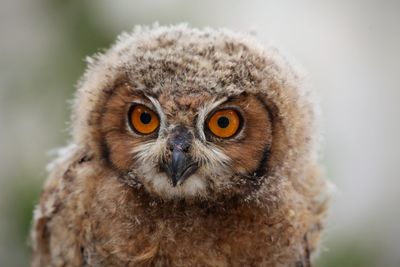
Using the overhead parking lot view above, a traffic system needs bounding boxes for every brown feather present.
[31,24,331,267]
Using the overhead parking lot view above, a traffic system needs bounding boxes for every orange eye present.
[207,109,241,138]
[128,104,160,135]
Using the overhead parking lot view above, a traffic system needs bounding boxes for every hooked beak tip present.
[171,176,179,187]
[161,151,198,187]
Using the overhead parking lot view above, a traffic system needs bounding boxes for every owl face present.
[100,83,272,200]
[74,25,314,202]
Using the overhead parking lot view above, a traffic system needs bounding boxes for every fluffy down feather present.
[31,24,331,267]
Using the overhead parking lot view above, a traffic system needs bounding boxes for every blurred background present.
[1,0,399,266]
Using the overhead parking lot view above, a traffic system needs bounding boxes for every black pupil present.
[140,111,152,124]
[217,116,230,128]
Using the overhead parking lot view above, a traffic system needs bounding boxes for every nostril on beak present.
[167,143,189,154]
[167,125,193,153]
[180,143,190,153]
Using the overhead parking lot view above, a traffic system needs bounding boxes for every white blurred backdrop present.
[1,1,399,266]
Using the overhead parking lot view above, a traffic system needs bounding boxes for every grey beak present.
[167,149,198,186]
[161,125,198,186]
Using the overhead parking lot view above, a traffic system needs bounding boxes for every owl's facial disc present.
[100,85,272,200]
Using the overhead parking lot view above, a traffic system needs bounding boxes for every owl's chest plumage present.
[37,158,311,267]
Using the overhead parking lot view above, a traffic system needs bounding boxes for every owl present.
[31,24,330,267]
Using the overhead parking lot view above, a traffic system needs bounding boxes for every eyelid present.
[129,99,156,110]
[206,106,243,122]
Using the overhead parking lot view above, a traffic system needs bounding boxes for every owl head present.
[71,24,317,202]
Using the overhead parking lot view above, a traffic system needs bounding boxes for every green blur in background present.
[1,0,399,266]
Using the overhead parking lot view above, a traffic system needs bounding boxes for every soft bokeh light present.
[1,1,399,266]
